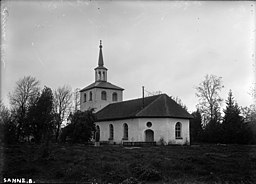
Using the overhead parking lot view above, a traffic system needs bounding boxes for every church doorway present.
[145,129,154,142]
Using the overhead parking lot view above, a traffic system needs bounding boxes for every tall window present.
[89,91,92,101]
[101,91,107,100]
[109,124,114,140]
[98,71,101,80]
[103,71,105,80]
[175,122,182,139]
[112,92,117,101]
[84,93,87,102]
[123,123,128,140]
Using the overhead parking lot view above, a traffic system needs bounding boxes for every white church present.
[80,41,193,145]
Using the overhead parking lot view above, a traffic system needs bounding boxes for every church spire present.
[98,40,104,67]
[95,40,107,82]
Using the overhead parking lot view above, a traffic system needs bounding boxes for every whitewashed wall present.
[95,118,190,145]
[80,88,123,112]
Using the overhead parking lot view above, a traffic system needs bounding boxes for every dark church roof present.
[95,94,193,121]
[80,81,124,92]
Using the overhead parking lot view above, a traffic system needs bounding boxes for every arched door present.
[145,129,154,142]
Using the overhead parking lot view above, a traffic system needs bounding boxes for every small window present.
[109,124,114,140]
[123,123,128,140]
[146,122,152,128]
[89,91,92,101]
[84,93,87,102]
[175,122,182,139]
[101,91,107,100]
[112,92,117,101]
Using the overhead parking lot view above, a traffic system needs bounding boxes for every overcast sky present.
[1,0,255,112]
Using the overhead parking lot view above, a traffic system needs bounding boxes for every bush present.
[121,177,139,184]
[64,165,88,181]
[158,137,167,146]
[130,163,161,182]
[102,170,126,183]
[60,110,95,143]
[139,168,161,181]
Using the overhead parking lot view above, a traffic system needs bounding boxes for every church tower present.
[80,41,124,112]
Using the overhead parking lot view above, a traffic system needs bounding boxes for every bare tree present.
[170,96,188,111]
[9,76,40,110]
[53,85,73,141]
[9,76,40,140]
[0,101,9,123]
[241,104,256,123]
[73,88,80,112]
[195,74,224,126]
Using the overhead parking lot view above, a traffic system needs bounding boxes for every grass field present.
[1,143,256,183]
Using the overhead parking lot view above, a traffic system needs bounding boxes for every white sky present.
[1,0,255,112]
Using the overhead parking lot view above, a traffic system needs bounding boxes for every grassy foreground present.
[1,143,256,183]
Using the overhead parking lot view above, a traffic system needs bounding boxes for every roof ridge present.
[109,94,162,106]
[135,94,164,116]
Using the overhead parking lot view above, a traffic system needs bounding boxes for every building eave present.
[80,86,124,92]
[95,115,193,122]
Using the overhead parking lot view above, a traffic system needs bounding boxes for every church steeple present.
[95,40,108,82]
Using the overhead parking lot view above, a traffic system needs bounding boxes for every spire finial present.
[99,40,102,48]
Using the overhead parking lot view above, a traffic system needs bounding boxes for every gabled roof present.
[80,81,124,92]
[95,94,193,121]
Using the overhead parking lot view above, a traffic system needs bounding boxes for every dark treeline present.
[190,90,256,144]
[0,76,95,146]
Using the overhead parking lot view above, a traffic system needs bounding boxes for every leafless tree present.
[195,74,224,126]
[0,100,10,124]
[73,88,80,112]
[241,105,256,123]
[170,96,188,111]
[53,85,73,141]
[9,76,40,110]
[9,76,40,140]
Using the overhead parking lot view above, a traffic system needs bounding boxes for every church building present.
[80,41,193,145]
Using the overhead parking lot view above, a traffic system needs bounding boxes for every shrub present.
[121,177,139,184]
[158,137,167,146]
[102,170,126,183]
[130,163,161,182]
[139,168,161,181]
[64,165,88,181]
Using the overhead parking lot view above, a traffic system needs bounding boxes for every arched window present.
[109,124,114,140]
[175,122,182,139]
[112,92,117,101]
[123,123,128,140]
[89,91,92,101]
[98,71,101,80]
[101,91,107,100]
[84,93,87,102]
[103,71,105,80]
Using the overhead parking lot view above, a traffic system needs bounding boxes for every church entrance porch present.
[145,129,154,142]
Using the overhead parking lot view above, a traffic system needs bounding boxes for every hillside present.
[1,144,256,183]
